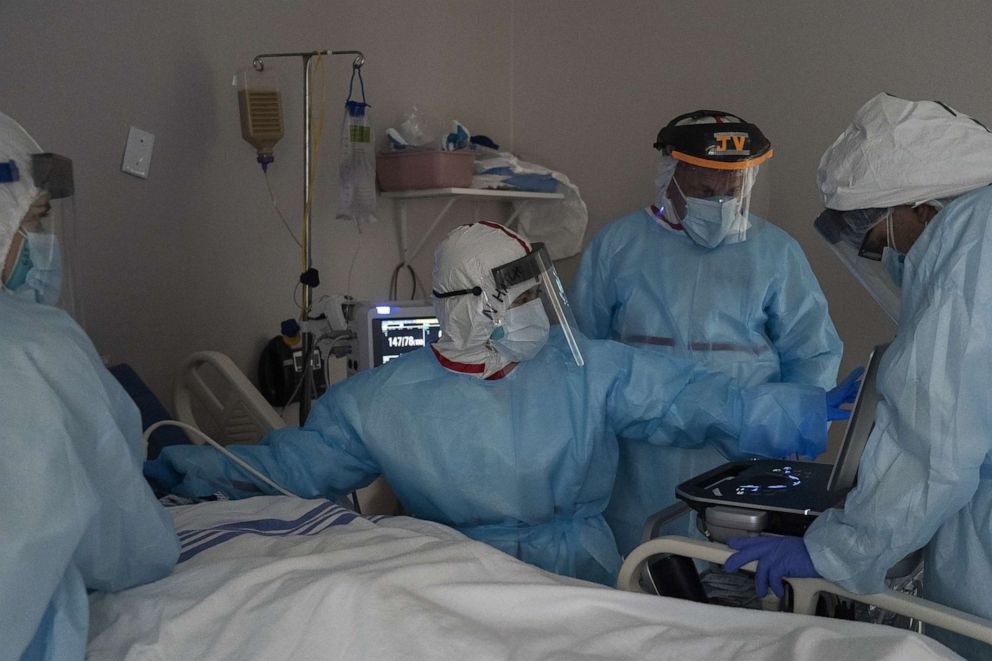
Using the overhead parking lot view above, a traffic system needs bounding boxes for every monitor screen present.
[371,316,441,367]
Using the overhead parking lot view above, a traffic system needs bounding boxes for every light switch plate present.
[121,126,154,178]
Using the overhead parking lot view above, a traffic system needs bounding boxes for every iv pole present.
[252,49,365,425]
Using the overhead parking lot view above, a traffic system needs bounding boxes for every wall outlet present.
[121,126,155,178]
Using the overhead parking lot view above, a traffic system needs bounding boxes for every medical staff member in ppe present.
[147,221,854,586]
[570,110,844,553]
[0,111,179,661]
[725,94,992,660]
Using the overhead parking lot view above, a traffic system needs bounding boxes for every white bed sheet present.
[87,496,958,660]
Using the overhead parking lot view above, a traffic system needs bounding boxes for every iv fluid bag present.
[237,71,283,157]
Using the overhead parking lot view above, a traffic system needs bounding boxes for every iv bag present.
[337,67,377,225]
[236,70,284,170]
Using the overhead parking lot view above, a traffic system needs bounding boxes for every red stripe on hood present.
[477,220,531,254]
[431,345,485,374]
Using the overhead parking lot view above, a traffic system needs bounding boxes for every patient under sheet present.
[87,496,958,661]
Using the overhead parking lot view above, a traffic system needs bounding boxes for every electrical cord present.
[389,262,426,300]
[263,169,302,247]
[346,219,363,296]
[314,334,352,386]
[143,420,299,498]
[280,377,303,414]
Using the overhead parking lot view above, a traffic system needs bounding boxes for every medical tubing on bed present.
[142,420,300,498]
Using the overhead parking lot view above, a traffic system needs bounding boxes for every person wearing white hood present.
[0,111,179,660]
[148,220,855,586]
[725,94,992,660]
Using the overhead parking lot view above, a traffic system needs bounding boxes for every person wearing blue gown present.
[725,94,992,660]
[0,111,178,661]
[570,110,843,553]
[147,220,852,586]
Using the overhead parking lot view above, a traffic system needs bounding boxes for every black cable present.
[389,263,400,300]
[411,266,427,298]
[389,262,423,300]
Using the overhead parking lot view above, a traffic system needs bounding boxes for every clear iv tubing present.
[143,420,299,498]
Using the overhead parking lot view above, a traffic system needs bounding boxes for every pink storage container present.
[376,150,474,191]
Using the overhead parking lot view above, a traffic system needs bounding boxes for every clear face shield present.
[2,153,77,313]
[814,207,901,323]
[666,161,758,245]
[490,243,585,367]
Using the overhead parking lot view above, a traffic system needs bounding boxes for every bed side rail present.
[618,535,992,646]
[173,351,286,445]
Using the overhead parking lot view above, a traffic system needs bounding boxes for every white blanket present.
[87,497,957,660]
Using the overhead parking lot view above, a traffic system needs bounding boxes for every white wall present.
[3,2,992,447]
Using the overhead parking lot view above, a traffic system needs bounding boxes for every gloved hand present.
[724,535,820,599]
[826,366,865,421]
[143,458,184,497]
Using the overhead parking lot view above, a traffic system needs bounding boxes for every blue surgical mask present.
[5,231,62,305]
[880,208,906,287]
[881,246,904,286]
[673,177,749,249]
[490,298,550,363]
[3,232,32,291]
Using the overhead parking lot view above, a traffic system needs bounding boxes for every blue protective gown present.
[155,328,826,585]
[570,209,842,553]
[0,295,179,661]
[805,187,992,660]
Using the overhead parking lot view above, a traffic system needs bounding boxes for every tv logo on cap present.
[711,132,750,156]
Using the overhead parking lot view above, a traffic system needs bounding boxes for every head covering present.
[431,221,536,377]
[0,112,43,267]
[652,110,769,246]
[818,93,992,211]
[654,110,773,170]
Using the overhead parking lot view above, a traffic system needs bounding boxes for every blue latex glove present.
[826,366,865,421]
[143,458,183,497]
[724,535,820,599]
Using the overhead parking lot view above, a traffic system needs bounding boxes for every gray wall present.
[510,0,992,453]
[1,0,513,400]
[3,2,991,456]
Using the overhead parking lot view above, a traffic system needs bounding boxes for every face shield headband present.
[0,153,75,200]
[1,153,77,315]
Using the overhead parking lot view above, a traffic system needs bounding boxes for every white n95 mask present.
[490,298,550,363]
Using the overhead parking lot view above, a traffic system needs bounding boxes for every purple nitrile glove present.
[723,535,820,599]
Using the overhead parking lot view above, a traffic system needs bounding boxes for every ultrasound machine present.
[637,344,918,602]
[673,342,889,542]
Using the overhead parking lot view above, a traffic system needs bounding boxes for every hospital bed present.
[96,352,973,659]
[87,495,960,660]
[170,350,399,514]
[172,351,286,445]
